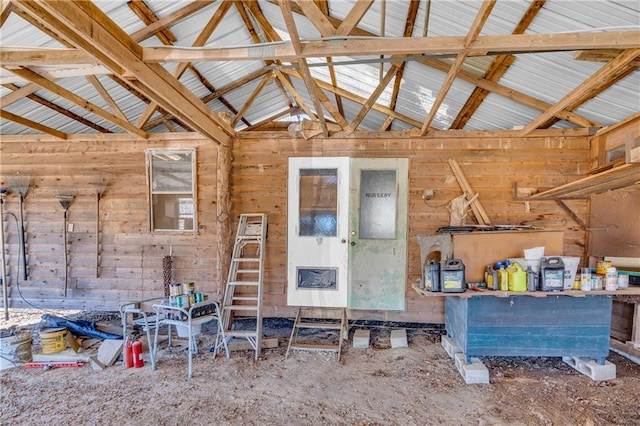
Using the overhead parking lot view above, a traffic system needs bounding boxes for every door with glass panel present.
[348,158,408,310]
[287,157,408,310]
[287,157,350,307]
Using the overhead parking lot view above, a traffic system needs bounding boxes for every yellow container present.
[40,328,67,354]
[507,263,527,292]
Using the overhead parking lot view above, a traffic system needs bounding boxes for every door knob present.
[341,239,347,243]
[350,241,356,246]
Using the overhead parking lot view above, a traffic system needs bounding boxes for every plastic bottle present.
[605,267,618,291]
[485,265,498,290]
[507,263,527,292]
[498,264,509,291]
[526,265,538,292]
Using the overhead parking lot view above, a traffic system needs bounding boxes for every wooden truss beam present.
[11,0,233,146]
[142,31,640,63]
[520,48,640,136]
[450,0,547,130]
[420,0,496,135]
[0,108,67,139]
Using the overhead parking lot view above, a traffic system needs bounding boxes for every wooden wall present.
[0,135,219,311]
[1,131,591,323]
[233,131,590,323]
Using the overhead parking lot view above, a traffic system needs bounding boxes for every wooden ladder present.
[219,213,267,361]
[285,307,348,362]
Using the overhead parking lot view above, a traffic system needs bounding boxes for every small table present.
[152,300,229,378]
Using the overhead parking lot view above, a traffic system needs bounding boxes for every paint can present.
[183,282,195,294]
[605,267,618,291]
[39,328,67,354]
[177,295,190,308]
[170,283,183,296]
[596,261,612,275]
[0,331,32,370]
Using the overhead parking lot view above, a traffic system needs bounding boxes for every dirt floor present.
[1,308,639,426]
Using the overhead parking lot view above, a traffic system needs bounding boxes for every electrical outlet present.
[422,189,434,200]
[67,223,74,232]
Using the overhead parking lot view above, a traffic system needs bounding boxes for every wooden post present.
[216,112,233,302]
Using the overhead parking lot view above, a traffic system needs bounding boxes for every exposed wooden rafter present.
[135,0,233,129]
[0,108,67,139]
[380,0,420,132]
[420,0,496,135]
[520,48,640,136]
[142,32,640,63]
[7,66,147,137]
[450,0,547,130]
[2,83,112,133]
[10,0,233,146]
[278,0,328,136]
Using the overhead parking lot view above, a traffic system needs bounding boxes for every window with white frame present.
[147,148,196,232]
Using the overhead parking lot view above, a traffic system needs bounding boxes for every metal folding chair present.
[151,300,229,378]
[119,297,166,370]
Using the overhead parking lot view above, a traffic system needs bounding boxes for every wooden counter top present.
[412,284,640,299]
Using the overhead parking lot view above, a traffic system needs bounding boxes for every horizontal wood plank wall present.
[0,137,218,311]
[1,132,590,323]
[233,133,590,323]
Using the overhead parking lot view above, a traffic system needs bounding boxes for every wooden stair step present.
[295,321,342,330]
[289,343,339,352]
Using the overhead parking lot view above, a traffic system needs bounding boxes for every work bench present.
[413,286,640,383]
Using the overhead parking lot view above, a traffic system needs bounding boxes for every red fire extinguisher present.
[124,337,134,368]
[132,340,144,368]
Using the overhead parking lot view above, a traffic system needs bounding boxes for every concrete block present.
[97,339,123,367]
[352,329,370,349]
[441,335,462,359]
[390,329,408,348]
[454,352,489,384]
[562,356,616,381]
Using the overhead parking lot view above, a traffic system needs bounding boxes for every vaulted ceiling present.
[1,0,639,146]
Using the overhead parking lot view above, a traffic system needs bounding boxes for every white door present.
[287,157,350,307]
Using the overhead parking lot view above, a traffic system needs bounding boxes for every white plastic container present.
[605,267,618,291]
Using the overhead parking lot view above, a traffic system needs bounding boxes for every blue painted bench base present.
[445,295,612,364]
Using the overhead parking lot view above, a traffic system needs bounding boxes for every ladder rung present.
[232,258,261,262]
[224,305,259,311]
[295,321,342,330]
[228,281,260,286]
[226,330,258,338]
[289,343,339,352]
[232,296,258,301]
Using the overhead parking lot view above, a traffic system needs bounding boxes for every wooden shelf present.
[412,284,640,298]
[518,163,640,200]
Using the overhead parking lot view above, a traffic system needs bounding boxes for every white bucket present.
[176,323,202,338]
[0,331,33,370]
